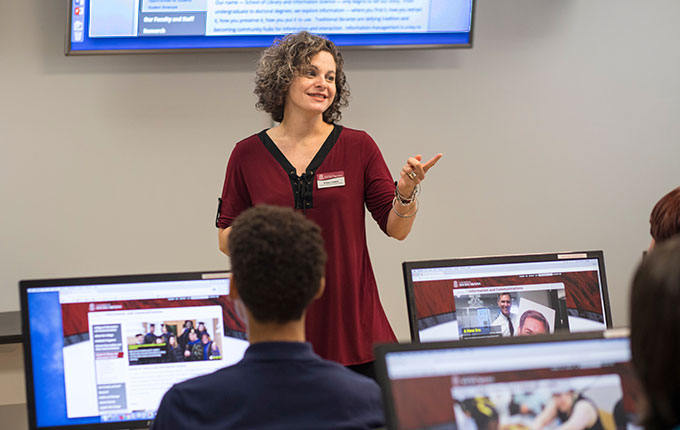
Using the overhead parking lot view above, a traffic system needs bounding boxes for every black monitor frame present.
[20,270,230,430]
[374,328,629,430]
[65,0,476,55]
[402,250,613,342]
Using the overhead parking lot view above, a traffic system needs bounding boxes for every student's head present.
[518,310,549,335]
[497,293,512,317]
[149,323,155,333]
[161,324,168,334]
[254,31,349,124]
[201,332,210,344]
[649,186,680,249]
[630,235,680,429]
[168,335,177,347]
[228,205,327,324]
[135,334,144,344]
[197,322,205,331]
[188,330,198,342]
[184,320,193,329]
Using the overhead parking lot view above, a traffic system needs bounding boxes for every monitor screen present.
[20,271,248,429]
[403,251,612,342]
[376,330,641,430]
[66,0,474,54]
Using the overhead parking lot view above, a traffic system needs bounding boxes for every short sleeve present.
[362,133,395,235]
[216,143,252,229]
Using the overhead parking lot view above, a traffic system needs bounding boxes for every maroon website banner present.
[61,296,245,339]
[413,271,602,321]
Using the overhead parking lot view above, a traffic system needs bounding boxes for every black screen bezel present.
[64,0,476,55]
[20,270,230,430]
[402,250,613,342]
[374,328,628,430]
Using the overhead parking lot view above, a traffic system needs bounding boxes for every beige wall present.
[2,0,679,405]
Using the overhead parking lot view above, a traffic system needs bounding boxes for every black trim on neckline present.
[258,125,343,210]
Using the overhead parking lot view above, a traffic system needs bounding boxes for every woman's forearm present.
[218,227,232,256]
[386,200,417,240]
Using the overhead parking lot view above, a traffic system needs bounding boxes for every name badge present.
[317,171,346,189]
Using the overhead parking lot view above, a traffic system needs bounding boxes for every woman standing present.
[216,32,441,376]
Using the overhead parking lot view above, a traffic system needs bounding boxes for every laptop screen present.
[403,251,612,342]
[20,271,248,429]
[376,331,640,430]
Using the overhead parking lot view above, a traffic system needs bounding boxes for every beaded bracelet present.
[395,183,420,205]
[392,196,418,218]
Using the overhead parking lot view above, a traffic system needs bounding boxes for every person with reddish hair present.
[649,186,680,250]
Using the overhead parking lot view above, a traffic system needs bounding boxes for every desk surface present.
[0,311,22,344]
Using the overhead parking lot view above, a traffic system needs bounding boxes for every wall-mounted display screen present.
[66,0,474,54]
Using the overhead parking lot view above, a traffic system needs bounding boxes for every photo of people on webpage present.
[454,285,564,340]
[389,362,640,430]
[126,318,223,365]
[451,374,635,430]
[58,297,248,420]
[413,269,606,342]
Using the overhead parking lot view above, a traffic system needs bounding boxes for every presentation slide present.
[88,0,470,38]
[72,0,473,52]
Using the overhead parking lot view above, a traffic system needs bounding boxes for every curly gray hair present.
[254,32,349,123]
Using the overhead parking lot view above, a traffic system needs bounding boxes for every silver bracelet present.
[395,183,420,205]
[392,196,418,218]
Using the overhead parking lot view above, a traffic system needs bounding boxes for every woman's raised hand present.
[397,153,443,196]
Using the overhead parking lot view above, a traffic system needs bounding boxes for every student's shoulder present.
[312,359,384,423]
[167,363,242,399]
[316,358,382,394]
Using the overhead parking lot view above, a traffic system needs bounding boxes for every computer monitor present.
[20,271,248,429]
[375,330,641,430]
[403,251,612,342]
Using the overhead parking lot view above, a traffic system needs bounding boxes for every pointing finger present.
[422,153,443,173]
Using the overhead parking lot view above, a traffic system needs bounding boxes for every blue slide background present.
[69,0,472,52]
[27,291,101,427]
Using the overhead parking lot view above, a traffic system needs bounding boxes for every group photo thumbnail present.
[127,318,223,365]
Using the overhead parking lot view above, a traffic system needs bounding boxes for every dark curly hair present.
[254,31,349,124]
[630,235,680,430]
[650,186,680,244]
[228,205,327,323]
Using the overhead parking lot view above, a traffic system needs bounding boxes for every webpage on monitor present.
[410,259,608,342]
[384,338,640,430]
[26,278,248,425]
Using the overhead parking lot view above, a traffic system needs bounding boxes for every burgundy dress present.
[217,125,397,365]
